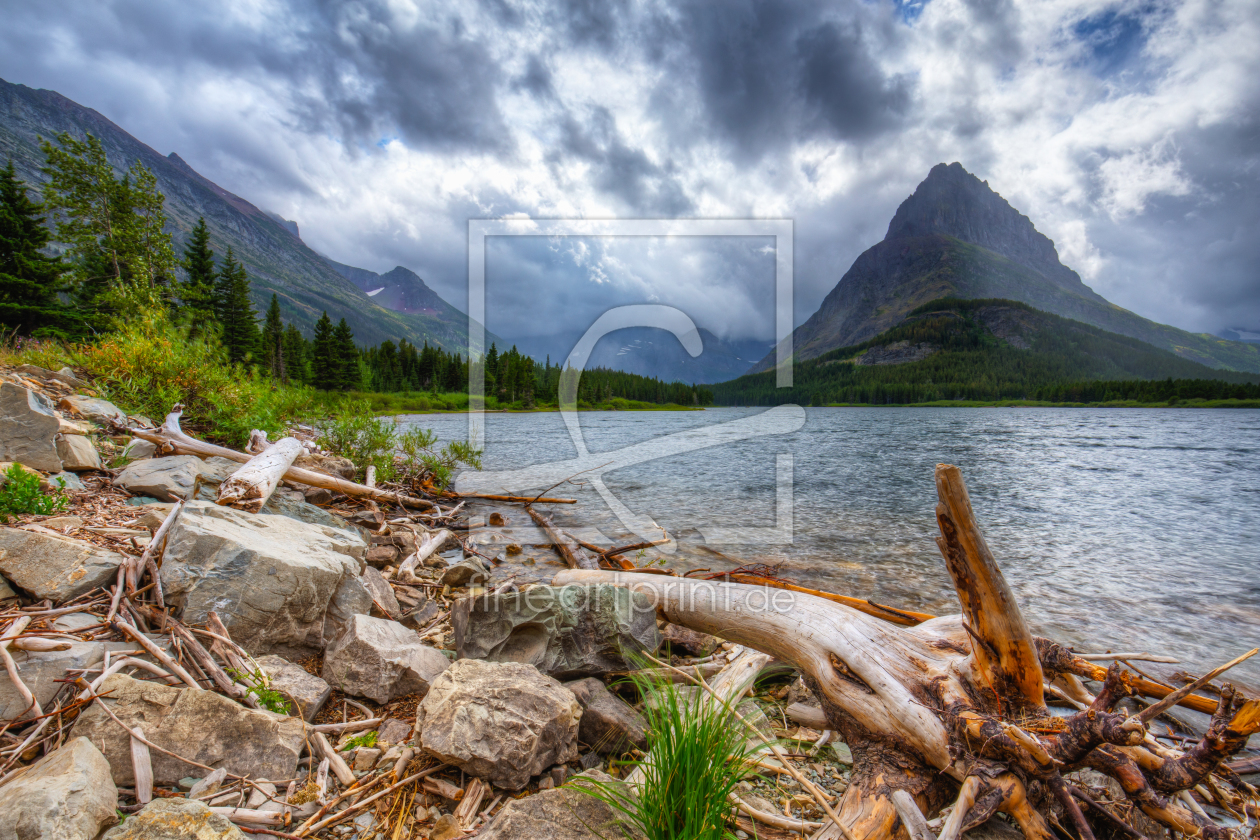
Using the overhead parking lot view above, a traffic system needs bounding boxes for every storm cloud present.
[0,0,1256,344]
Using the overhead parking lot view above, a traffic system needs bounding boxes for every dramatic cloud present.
[0,0,1256,343]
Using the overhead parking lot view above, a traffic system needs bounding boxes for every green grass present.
[357,391,707,414]
[0,463,69,522]
[571,674,765,840]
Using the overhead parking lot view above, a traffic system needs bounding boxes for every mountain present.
[0,77,474,351]
[324,260,465,322]
[753,162,1260,374]
[584,327,766,384]
[715,298,1260,405]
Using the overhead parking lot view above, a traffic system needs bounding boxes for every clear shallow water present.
[399,407,1260,682]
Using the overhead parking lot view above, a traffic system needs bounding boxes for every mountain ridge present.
[0,77,475,352]
[753,162,1260,374]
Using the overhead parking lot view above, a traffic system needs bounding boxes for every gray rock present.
[52,611,98,632]
[0,640,103,721]
[365,544,400,567]
[198,455,242,480]
[120,437,157,463]
[353,747,382,772]
[56,434,102,471]
[0,574,16,603]
[195,474,366,539]
[160,501,366,653]
[323,615,449,703]
[361,566,401,619]
[48,471,85,490]
[294,452,356,480]
[478,770,642,839]
[114,455,206,501]
[565,677,648,754]
[453,584,661,679]
[0,736,118,840]
[57,395,127,427]
[416,659,581,790]
[402,597,440,629]
[439,559,489,588]
[255,654,332,722]
[376,718,412,745]
[100,798,246,839]
[660,621,720,657]
[72,673,306,786]
[0,383,62,471]
[0,528,125,601]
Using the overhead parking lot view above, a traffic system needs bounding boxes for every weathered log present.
[217,436,304,512]
[124,409,436,510]
[526,505,599,570]
[554,464,1259,840]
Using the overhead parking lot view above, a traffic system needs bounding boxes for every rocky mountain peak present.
[885,162,1096,298]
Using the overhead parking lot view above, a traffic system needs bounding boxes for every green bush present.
[0,463,69,522]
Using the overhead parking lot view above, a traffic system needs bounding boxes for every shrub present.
[0,463,69,522]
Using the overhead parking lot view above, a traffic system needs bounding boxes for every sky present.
[1,0,1258,349]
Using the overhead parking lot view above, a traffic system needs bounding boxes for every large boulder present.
[453,584,661,679]
[0,383,62,471]
[72,673,306,786]
[114,455,206,501]
[0,528,125,601]
[416,659,581,790]
[57,395,127,426]
[195,473,366,539]
[160,501,366,653]
[565,677,648,755]
[100,798,246,840]
[478,770,642,839]
[323,614,450,703]
[0,640,103,721]
[294,452,356,480]
[255,654,332,721]
[0,737,118,840]
[56,434,102,471]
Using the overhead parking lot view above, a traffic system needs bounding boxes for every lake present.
[398,407,1260,683]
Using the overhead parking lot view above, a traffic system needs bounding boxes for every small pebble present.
[538,776,554,791]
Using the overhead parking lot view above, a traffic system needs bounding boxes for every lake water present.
[398,407,1260,683]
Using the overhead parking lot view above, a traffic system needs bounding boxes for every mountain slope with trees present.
[716,298,1260,406]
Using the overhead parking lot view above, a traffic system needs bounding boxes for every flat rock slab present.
[0,383,62,472]
[255,654,331,722]
[57,395,127,426]
[72,673,306,786]
[114,455,206,502]
[161,501,366,653]
[120,438,157,463]
[565,677,648,754]
[195,476,366,540]
[361,566,401,618]
[417,659,580,790]
[0,640,104,721]
[100,798,246,839]
[0,527,125,601]
[0,737,118,840]
[323,614,449,703]
[453,584,661,679]
[56,434,102,471]
[478,770,643,839]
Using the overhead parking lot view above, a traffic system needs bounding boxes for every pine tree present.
[283,324,308,384]
[260,293,285,379]
[180,217,216,322]
[214,248,258,364]
[332,318,360,391]
[311,311,337,390]
[0,161,76,335]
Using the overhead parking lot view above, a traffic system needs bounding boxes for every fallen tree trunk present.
[526,505,599,570]
[217,436,304,512]
[556,464,1260,840]
[124,408,435,511]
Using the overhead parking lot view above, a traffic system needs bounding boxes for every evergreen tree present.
[311,311,337,390]
[40,132,173,317]
[0,161,76,335]
[180,217,216,322]
[214,248,258,364]
[260,293,285,379]
[332,317,360,391]
[283,324,308,384]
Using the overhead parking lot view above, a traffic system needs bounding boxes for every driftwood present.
[526,506,599,570]
[217,436,304,512]
[556,464,1260,840]
[125,409,436,511]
